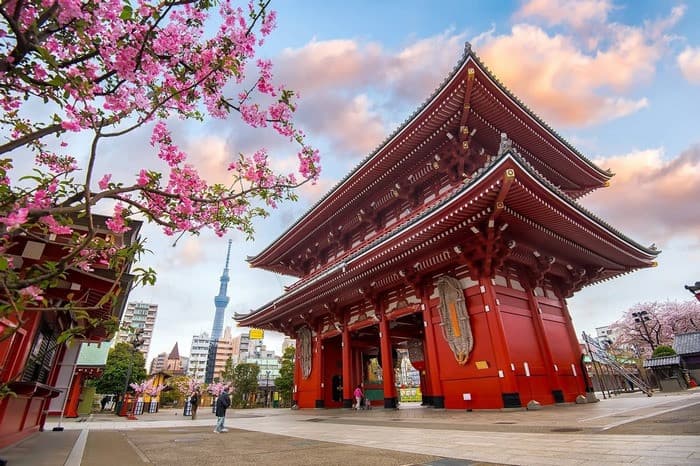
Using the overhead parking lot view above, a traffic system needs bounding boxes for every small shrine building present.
[235,44,658,410]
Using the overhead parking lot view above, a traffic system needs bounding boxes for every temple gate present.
[236,44,658,410]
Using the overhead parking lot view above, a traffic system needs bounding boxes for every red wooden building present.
[0,215,141,448]
[236,44,658,410]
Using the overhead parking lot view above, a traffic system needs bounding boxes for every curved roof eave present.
[238,150,657,327]
[249,44,611,270]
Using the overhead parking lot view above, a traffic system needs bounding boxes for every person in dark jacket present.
[214,387,231,433]
[190,389,200,420]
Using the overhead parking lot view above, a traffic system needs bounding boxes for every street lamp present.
[685,282,700,302]
[265,370,271,408]
[631,311,655,353]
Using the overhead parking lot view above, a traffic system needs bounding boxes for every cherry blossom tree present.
[609,300,700,357]
[0,1,320,339]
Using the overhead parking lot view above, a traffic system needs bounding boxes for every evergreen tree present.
[221,356,236,383]
[275,347,295,407]
[232,363,260,408]
[95,342,147,402]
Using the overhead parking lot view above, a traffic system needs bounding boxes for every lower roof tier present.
[237,150,657,329]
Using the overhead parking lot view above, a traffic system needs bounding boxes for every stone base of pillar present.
[342,398,353,409]
[421,395,432,406]
[432,396,445,409]
[314,400,325,408]
[501,392,522,408]
[552,389,565,403]
[383,397,398,409]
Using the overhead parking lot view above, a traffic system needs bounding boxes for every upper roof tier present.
[249,43,613,276]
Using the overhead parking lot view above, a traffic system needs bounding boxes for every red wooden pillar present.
[341,324,353,408]
[420,283,444,408]
[313,325,324,408]
[65,372,83,418]
[481,278,521,408]
[561,300,589,396]
[378,303,397,409]
[524,286,563,403]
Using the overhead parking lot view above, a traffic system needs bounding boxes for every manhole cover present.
[306,418,325,422]
[550,428,582,433]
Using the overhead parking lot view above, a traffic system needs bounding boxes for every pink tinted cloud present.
[516,0,612,29]
[583,145,700,242]
[275,34,465,157]
[297,93,385,155]
[475,5,684,126]
[678,46,700,84]
[476,23,658,126]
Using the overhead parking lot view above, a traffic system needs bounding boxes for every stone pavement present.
[1,389,698,465]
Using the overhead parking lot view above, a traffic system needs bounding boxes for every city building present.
[164,343,185,375]
[205,240,232,383]
[595,325,615,348]
[187,332,210,382]
[236,44,658,410]
[150,352,167,374]
[116,302,158,359]
[231,332,251,362]
[281,337,296,354]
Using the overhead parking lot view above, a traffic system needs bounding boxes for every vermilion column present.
[420,285,444,408]
[313,326,324,408]
[524,286,563,402]
[481,278,521,408]
[561,300,590,395]
[378,306,397,409]
[341,324,353,408]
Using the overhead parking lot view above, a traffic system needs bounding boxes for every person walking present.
[353,384,363,410]
[214,386,231,433]
[100,395,109,412]
[190,389,200,420]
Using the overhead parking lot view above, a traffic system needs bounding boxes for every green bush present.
[652,345,676,357]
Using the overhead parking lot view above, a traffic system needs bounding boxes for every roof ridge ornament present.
[464,41,472,55]
[498,132,513,156]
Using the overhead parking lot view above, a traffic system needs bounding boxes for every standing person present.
[100,395,109,412]
[190,389,200,420]
[214,386,231,433]
[353,384,363,410]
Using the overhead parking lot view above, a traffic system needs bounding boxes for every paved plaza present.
[1,390,698,465]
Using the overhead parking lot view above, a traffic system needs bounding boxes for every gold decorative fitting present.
[391,189,399,198]
[432,161,440,170]
[462,141,469,150]
[496,201,504,209]
[505,168,515,178]
[460,126,469,135]
[464,104,470,111]
[604,181,611,187]
[651,261,658,267]
[467,68,475,77]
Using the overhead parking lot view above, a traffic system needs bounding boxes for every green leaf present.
[120,5,133,20]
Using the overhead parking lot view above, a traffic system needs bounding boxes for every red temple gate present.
[236,44,658,410]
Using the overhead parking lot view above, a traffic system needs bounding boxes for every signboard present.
[249,328,264,340]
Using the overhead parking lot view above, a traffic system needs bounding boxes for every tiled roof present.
[673,332,700,355]
[643,355,680,368]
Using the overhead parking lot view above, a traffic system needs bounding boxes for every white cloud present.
[678,46,700,84]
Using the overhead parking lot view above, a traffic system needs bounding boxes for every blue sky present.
[120,0,700,362]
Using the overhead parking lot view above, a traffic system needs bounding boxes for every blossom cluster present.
[0,1,321,314]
